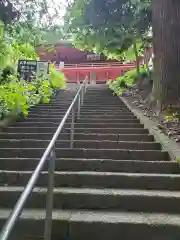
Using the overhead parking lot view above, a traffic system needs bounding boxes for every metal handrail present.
[0,77,88,240]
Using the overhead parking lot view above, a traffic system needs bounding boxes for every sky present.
[48,0,69,25]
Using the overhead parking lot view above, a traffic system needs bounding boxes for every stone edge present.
[120,96,180,161]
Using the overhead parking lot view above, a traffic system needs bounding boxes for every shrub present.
[108,66,150,96]
[0,66,14,84]
[49,64,66,89]
[0,75,55,120]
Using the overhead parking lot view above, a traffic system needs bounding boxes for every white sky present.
[48,0,69,25]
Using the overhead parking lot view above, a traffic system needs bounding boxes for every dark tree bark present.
[152,0,180,110]
[133,39,140,77]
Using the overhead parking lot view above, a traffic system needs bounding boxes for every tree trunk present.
[133,39,140,77]
[152,0,180,110]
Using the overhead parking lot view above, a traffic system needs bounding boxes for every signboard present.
[18,60,37,81]
[36,61,49,78]
[18,60,49,81]
[87,54,100,61]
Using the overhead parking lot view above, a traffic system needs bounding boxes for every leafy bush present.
[0,66,14,84]
[0,74,56,120]
[108,66,148,96]
[0,22,67,120]
[49,64,66,89]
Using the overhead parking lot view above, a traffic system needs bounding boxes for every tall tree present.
[152,0,180,111]
[66,0,152,72]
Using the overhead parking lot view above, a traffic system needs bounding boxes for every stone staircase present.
[0,85,180,239]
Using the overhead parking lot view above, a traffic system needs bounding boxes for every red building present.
[36,40,118,64]
[36,40,139,83]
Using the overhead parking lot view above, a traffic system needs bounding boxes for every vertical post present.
[77,95,81,119]
[81,88,84,106]
[70,107,75,148]
[44,148,56,240]
[85,78,88,92]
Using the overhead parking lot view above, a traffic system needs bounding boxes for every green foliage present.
[108,66,147,95]
[0,66,14,84]
[49,64,67,89]
[0,72,66,120]
[164,113,179,124]
[0,1,68,121]
[66,0,152,61]
[108,80,126,96]
[0,78,35,119]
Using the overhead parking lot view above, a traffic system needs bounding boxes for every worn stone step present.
[0,209,67,240]
[31,103,72,108]
[80,115,137,119]
[0,158,178,173]
[0,139,161,150]
[21,117,72,123]
[63,128,149,134]
[30,109,71,114]
[1,209,180,240]
[27,113,72,118]
[2,127,59,133]
[13,122,65,127]
[81,106,129,110]
[2,127,149,134]
[23,118,139,124]
[77,119,140,123]
[56,149,168,161]
[71,123,144,129]
[80,109,131,113]
[0,148,168,160]
[83,103,124,105]
[31,105,73,110]
[1,187,180,214]
[80,112,134,116]
[0,133,154,142]
[14,122,144,129]
[0,171,180,190]
[58,133,154,142]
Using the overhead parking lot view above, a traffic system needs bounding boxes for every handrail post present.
[70,107,75,148]
[85,78,88,92]
[44,148,56,240]
[77,95,81,119]
[81,87,84,106]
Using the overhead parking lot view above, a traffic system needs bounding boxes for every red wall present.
[36,44,115,63]
[36,44,87,63]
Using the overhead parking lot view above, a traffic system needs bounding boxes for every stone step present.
[3,127,149,134]
[0,148,168,160]
[77,119,140,123]
[80,109,131,113]
[27,113,73,118]
[0,158,178,173]
[23,118,140,124]
[63,128,149,134]
[82,102,128,106]
[1,187,180,214]
[27,113,137,119]
[0,133,154,142]
[31,103,72,108]
[14,122,144,129]
[0,139,161,150]
[21,117,72,123]
[80,106,129,109]
[0,209,180,240]
[31,105,74,110]
[79,112,134,116]
[0,171,180,190]
[80,114,137,119]
[30,109,71,114]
